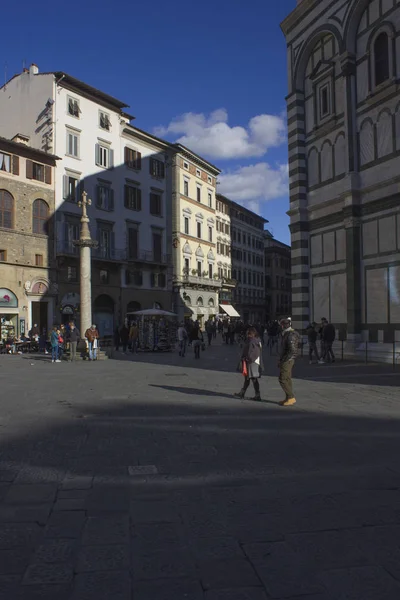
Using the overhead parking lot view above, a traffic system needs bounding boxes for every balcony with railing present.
[127,250,170,266]
[175,269,222,289]
[57,239,171,265]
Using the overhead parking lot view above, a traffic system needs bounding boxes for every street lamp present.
[73,191,98,335]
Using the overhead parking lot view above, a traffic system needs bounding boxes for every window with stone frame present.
[374,32,390,87]
[124,147,142,170]
[0,190,14,229]
[124,185,141,211]
[67,266,77,282]
[32,199,49,235]
[150,193,162,216]
[99,269,109,284]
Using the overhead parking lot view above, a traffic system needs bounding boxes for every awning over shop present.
[219,304,240,318]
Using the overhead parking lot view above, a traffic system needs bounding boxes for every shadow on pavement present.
[1,355,400,598]
[108,340,400,387]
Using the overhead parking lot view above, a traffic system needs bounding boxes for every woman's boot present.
[250,379,261,401]
[234,379,250,399]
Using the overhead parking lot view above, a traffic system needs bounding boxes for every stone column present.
[73,192,98,335]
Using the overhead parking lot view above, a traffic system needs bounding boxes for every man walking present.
[85,324,100,361]
[177,322,188,357]
[67,322,80,362]
[278,318,300,407]
[320,317,336,363]
[306,322,323,364]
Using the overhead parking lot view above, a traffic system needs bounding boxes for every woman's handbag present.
[201,342,206,351]
[242,359,248,377]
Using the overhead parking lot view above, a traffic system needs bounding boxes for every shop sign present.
[0,289,18,308]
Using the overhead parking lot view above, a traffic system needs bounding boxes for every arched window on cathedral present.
[374,32,390,86]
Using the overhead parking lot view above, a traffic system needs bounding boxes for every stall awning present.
[219,304,240,318]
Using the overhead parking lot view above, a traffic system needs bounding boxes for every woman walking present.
[51,326,61,363]
[234,327,263,401]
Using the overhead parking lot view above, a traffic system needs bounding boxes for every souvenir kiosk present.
[126,308,177,352]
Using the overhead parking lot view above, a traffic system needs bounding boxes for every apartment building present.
[215,194,238,317]
[171,146,221,323]
[0,136,58,342]
[0,65,172,335]
[218,194,268,323]
[264,231,291,321]
[281,0,400,355]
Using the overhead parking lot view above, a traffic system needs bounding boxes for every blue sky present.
[2,0,295,243]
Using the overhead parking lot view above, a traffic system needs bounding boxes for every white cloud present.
[218,162,289,212]
[154,109,286,160]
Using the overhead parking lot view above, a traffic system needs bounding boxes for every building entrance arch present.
[93,294,114,337]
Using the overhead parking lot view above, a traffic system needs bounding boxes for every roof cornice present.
[122,125,173,152]
[216,193,269,224]
[0,136,59,163]
[174,144,221,176]
[280,0,317,37]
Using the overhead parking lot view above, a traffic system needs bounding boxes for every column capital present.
[73,239,98,249]
[340,51,356,76]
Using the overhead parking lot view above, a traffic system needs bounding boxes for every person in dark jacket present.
[234,327,263,401]
[120,325,130,353]
[320,318,335,363]
[306,322,321,364]
[278,318,300,407]
[189,322,204,359]
[67,322,80,362]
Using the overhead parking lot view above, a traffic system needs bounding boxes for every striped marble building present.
[281,0,400,355]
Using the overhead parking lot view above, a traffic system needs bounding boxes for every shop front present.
[24,279,56,334]
[0,288,19,347]
[60,292,80,325]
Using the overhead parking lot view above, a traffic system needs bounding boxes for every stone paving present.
[1,338,400,599]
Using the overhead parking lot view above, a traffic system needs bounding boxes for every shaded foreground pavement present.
[1,341,400,599]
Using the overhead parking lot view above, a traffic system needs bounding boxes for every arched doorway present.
[127,301,141,314]
[93,294,114,338]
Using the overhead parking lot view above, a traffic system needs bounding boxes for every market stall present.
[126,308,178,352]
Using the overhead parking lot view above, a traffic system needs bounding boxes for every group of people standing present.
[50,323,100,363]
[306,318,336,364]
[114,322,139,353]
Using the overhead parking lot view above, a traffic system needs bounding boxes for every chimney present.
[12,134,30,146]
[23,68,29,73]
[29,63,39,75]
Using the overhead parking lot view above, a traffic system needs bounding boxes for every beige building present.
[281,0,400,358]
[171,145,221,323]
[0,136,58,343]
[216,195,238,316]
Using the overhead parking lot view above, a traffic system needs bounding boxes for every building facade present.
[264,231,291,321]
[0,136,58,342]
[220,195,267,323]
[171,146,221,324]
[216,195,237,315]
[282,0,400,352]
[0,66,173,335]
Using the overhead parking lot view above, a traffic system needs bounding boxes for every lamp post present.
[73,192,98,335]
